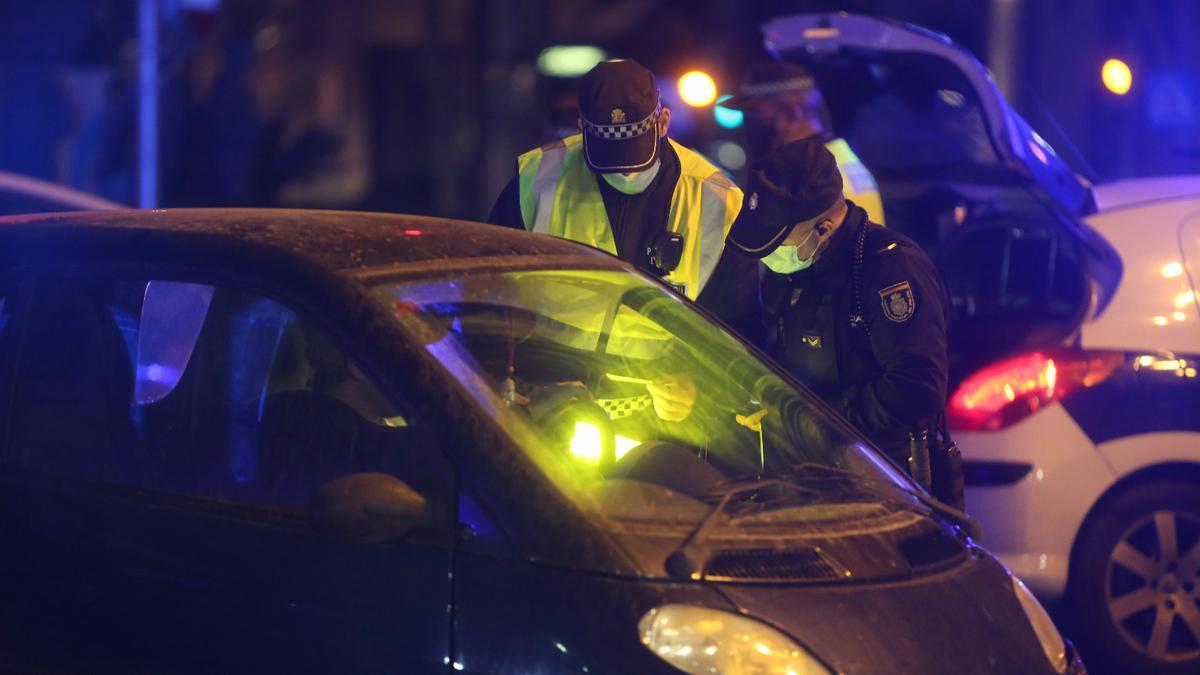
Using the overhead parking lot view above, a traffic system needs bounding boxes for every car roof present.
[0,170,125,212]
[0,208,624,278]
[1091,176,1200,212]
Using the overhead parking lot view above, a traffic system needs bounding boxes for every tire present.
[1068,479,1200,675]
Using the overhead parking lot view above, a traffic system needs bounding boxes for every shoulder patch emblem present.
[879,280,916,323]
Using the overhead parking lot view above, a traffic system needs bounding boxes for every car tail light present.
[948,349,1123,431]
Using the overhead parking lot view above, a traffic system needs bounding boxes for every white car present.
[767,13,1199,674]
[953,176,1200,675]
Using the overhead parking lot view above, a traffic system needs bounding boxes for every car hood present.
[762,12,1095,218]
[717,553,1063,674]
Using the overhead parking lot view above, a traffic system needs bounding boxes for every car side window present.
[6,277,450,517]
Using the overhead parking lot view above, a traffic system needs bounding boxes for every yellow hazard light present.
[1102,59,1132,95]
[679,71,718,107]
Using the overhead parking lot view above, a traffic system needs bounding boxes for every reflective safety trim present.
[550,136,616,254]
[516,148,543,230]
[663,139,743,299]
[524,139,568,235]
[824,137,885,226]
[695,180,732,293]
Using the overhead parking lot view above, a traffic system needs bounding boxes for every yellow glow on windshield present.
[569,421,639,463]
[616,435,640,459]
[570,422,603,461]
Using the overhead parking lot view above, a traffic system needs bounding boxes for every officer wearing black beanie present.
[728,138,949,476]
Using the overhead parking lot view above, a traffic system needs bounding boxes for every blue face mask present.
[601,160,661,195]
[762,228,820,274]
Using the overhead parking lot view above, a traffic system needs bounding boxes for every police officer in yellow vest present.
[724,62,886,225]
[488,59,750,306]
[488,59,755,422]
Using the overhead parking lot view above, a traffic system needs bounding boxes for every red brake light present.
[948,349,1123,431]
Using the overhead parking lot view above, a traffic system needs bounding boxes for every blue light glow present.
[713,95,743,129]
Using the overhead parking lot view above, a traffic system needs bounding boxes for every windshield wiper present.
[663,478,822,579]
[766,463,983,541]
[662,464,984,580]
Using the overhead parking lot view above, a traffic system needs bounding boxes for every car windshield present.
[376,267,926,532]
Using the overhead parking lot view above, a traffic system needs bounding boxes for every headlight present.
[1011,575,1068,673]
[638,604,831,675]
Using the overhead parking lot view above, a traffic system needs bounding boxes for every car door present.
[0,271,455,674]
[763,12,1121,377]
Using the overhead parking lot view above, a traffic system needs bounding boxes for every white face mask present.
[762,228,820,274]
[600,159,661,195]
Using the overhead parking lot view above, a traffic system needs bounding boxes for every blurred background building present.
[1,0,1196,217]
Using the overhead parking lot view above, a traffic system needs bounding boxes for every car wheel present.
[1069,480,1200,674]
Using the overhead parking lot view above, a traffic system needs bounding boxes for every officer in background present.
[724,62,886,226]
[727,138,947,471]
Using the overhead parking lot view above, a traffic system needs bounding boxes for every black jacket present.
[763,203,948,462]
[487,140,762,345]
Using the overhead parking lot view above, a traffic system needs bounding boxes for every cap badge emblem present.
[748,192,759,211]
[610,108,627,124]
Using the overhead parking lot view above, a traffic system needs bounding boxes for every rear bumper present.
[956,404,1116,600]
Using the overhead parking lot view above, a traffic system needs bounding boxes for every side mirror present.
[309,473,427,544]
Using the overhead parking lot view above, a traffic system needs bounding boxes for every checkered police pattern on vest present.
[595,395,654,419]
[582,105,660,141]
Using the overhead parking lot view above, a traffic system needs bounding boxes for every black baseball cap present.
[722,61,817,111]
[578,59,662,173]
[728,138,843,257]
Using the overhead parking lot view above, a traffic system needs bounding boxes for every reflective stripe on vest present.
[516,134,742,300]
[825,137,886,226]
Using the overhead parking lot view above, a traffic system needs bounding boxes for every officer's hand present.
[646,373,696,422]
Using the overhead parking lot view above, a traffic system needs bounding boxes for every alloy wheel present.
[1105,510,1200,663]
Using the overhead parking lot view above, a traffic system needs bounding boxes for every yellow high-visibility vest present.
[825,137,886,225]
[516,134,743,301]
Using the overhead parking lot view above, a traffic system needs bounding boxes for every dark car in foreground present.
[0,209,1081,673]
